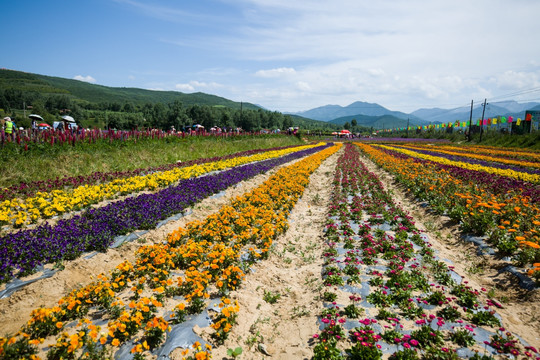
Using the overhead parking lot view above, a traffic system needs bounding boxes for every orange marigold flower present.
[521,241,540,249]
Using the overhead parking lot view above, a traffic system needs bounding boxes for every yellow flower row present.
[376,144,540,183]
[393,143,540,169]
[0,143,341,359]
[0,143,324,228]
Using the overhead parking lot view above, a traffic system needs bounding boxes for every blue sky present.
[2,0,540,113]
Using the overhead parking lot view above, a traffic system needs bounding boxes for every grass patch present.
[0,135,302,187]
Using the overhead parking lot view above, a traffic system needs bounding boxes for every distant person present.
[4,117,14,140]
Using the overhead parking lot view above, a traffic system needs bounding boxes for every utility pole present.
[479,98,487,142]
[23,101,26,118]
[406,118,409,137]
[467,100,473,141]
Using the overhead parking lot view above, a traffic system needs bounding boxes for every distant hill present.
[288,114,340,130]
[328,114,419,129]
[293,101,427,124]
[0,69,342,130]
[0,69,260,110]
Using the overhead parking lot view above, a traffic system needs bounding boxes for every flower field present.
[0,143,332,284]
[312,143,539,359]
[357,143,540,280]
[0,143,322,229]
[0,143,305,203]
[0,142,340,359]
[0,140,539,360]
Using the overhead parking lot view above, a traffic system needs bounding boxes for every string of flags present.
[375,114,535,133]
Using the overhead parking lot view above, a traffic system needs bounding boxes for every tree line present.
[0,89,299,131]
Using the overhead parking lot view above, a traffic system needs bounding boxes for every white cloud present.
[175,83,195,91]
[175,80,223,92]
[489,70,540,91]
[112,1,540,112]
[296,81,311,91]
[73,75,96,83]
[255,67,296,78]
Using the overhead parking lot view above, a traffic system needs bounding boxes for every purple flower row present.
[0,144,304,202]
[394,145,540,175]
[352,138,451,143]
[378,147,540,203]
[0,143,332,283]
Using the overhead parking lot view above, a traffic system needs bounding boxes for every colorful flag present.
[517,118,521,125]
[526,113,533,121]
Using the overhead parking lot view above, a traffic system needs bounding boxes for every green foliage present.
[450,328,475,347]
[322,291,338,302]
[263,290,281,304]
[410,325,444,349]
[470,310,501,327]
[346,342,383,359]
[388,349,419,360]
[227,346,243,358]
[313,340,344,360]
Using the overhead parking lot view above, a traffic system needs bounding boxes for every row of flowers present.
[2,127,280,152]
[389,144,540,176]
[356,143,540,282]
[0,143,341,360]
[0,143,323,229]
[395,144,540,169]
[0,143,305,203]
[0,143,333,284]
[312,143,538,359]
[373,146,540,205]
[378,144,540,184]
[435,144,540,163]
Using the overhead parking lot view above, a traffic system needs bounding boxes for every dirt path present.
[358,151,540,349]
[200,149,340,360]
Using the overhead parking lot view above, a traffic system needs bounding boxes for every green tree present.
[282,115,293,130]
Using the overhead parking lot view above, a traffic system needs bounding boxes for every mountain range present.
[292,100,540,129]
